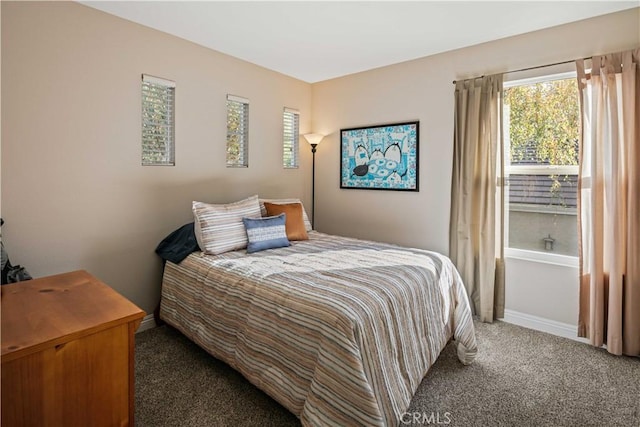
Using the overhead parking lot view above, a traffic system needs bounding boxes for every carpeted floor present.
[135,321,640,426]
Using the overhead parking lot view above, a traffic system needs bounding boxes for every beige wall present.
[3,2,639,327]
[312,8,639,253]
[312,8,639,325]
[0,1,2,220]
[1,2,312,314]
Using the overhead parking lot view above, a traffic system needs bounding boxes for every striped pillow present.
[259,198,312,231]
[243,214,290,254]
[193,195,262,255]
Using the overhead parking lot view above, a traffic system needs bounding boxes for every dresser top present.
[1,270,145,360]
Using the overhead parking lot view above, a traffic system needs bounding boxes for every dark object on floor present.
[4,264,32,284]
[1,218,32,284]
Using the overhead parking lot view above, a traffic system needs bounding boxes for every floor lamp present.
[303,133,324,229]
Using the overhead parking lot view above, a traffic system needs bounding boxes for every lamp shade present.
[303,133,324,146]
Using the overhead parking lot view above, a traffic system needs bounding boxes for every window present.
[141,74,175,166]
[503,72,579,259]
[226,95,249,167]
[282,108,300,168]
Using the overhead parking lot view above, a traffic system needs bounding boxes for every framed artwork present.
[340,121,419,191]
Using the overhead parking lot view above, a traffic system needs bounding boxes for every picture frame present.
[340,121,419,191]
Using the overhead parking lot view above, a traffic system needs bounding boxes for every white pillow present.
[193,195,262,255]
[259,198,312,231]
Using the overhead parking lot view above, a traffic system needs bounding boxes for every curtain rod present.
[452,56,593,84]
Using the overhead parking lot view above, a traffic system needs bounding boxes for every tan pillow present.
[263,202,309,241]
[259,198,312,231]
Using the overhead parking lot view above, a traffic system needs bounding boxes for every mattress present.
[160,231,477,426]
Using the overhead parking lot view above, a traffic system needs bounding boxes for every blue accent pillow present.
[243,214,290,254]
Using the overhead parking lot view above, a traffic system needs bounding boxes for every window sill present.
[505,248,578,268]
[509,204,577,215]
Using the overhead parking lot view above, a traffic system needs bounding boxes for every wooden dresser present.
[1,270,145,426]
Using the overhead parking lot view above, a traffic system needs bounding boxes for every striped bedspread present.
[160,232,477,426]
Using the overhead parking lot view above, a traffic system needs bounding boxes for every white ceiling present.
[80,1,638,83]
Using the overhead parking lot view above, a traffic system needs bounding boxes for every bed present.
[159,230,477,427]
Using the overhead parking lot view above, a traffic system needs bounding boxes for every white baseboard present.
[501,309,590,344]
[134,309,590,342]
[136,313,156,333]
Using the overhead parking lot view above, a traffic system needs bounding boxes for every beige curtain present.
[576,49,640,356]
[450,75,505,323]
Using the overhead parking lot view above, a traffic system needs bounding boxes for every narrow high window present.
[226,95,249,167]
[141,74,175,166]
[283,108,300,168]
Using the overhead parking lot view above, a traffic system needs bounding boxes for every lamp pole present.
[310,143,317,229]
[303,133,324,230]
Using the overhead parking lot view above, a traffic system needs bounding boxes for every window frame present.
[141,74,175,166]
[282,108,300,169]
[226,94,250,168]
[503,71,579,266]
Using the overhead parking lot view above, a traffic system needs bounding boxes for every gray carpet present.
[135,321,640,426]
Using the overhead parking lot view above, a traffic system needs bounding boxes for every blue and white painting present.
[340,122,419,191]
